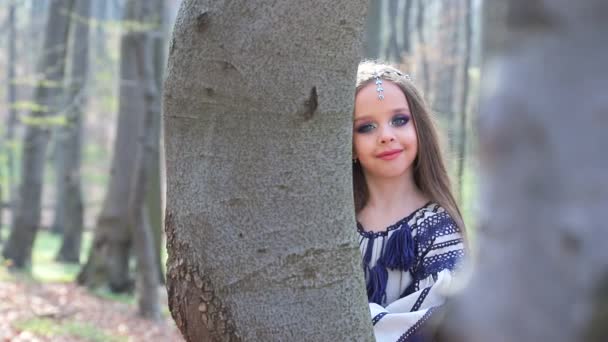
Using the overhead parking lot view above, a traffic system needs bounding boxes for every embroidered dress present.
[358,202,464,341]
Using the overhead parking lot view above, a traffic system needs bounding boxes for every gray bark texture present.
[3,0,75,268]
[440,1,608,341]
[55,0,91,263]
[163,0,373,341]
[123,0,163,320]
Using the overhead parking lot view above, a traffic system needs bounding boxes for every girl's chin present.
[364,167,411,180]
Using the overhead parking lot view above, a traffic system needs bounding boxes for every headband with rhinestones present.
[373,71,413,100]
[373,73,384,100]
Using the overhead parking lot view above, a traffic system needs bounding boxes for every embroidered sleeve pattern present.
[368,208,465,342]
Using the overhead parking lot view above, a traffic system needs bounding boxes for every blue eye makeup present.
[354,113,410,133]
[390,114,410,127]
[356,122,378,133]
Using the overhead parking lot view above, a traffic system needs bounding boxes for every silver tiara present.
[373,71,412,100]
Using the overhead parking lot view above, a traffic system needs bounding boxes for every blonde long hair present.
[353,61,466,234]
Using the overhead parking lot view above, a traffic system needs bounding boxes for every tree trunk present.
[385,0,401,62]
[2,0,75,269]
[401,0,414,56]
[164,1,372,340]
[78,0,146,291]
[456,0,472,204]
[55,0,91,263]
[146,0,167,285]
[433,0,459,122]
[5,1,18,233]
[120,0,163,320]
[440,1,608,341]
[415,0,430,97]
[363,0,383,59]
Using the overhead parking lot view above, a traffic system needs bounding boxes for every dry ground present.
[0,277,184,341]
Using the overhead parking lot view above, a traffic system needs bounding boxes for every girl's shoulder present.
[406,201,446,228]
[411,202,461,245]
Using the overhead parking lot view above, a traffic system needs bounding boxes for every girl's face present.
[353,80,418,180]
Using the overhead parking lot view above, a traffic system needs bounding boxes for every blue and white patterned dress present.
[358,202,465,341]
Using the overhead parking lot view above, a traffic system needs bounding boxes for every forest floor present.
[0,273,184,341]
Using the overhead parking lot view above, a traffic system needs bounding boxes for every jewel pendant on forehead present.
[373,73,384,100]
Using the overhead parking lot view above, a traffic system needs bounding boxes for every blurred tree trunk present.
[55,0,91,263]
[363,0,383,59]
[415,0,430,96]
[164,0,372,340]
[78,0,150,292]
[401,0,414,57]
[146,0,167,285]
[433,0,459,123]
[1,2,16,243]
[4,2,19,240]
[440,1,608,341]
[28,0,50,69]
[124,0,163,320]
[385,0,400,62]
[456,0,472,203]
[2,0,75,268]
[93,0,108,61]
[384,0,411,64]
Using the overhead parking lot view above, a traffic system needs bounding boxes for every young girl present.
[353,61,466,341]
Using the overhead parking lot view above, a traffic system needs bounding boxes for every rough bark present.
[164,0,372,340]
[440,1,608,341]
[55,0,91,263]
[2,0,75,268]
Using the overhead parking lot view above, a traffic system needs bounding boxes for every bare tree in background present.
[441,1,608,341]
[146,0,168,285]
[433,0,460,123]
[363,0,383,59]
[3,0,75,268]
[400,0,414,59]
[164,0,372,340]
[54,0,91,263]
[123,0,164,320]
[2,1,19,242]
[456,0,473,203]
[385,0,401,62]
[415,0,430,96]
[77,0,164,294]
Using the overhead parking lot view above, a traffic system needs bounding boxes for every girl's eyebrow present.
[392,107,410,114]
[354,108,410,122]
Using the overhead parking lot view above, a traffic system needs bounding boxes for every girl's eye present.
[391,115,410,127]
[356,123,377,133]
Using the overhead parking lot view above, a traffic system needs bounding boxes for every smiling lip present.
[377,149,402,160]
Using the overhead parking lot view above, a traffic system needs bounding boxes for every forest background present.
[0,0,481,340]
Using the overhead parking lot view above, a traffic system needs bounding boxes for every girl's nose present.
[380,136,395,144]
[379,127,396,144]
